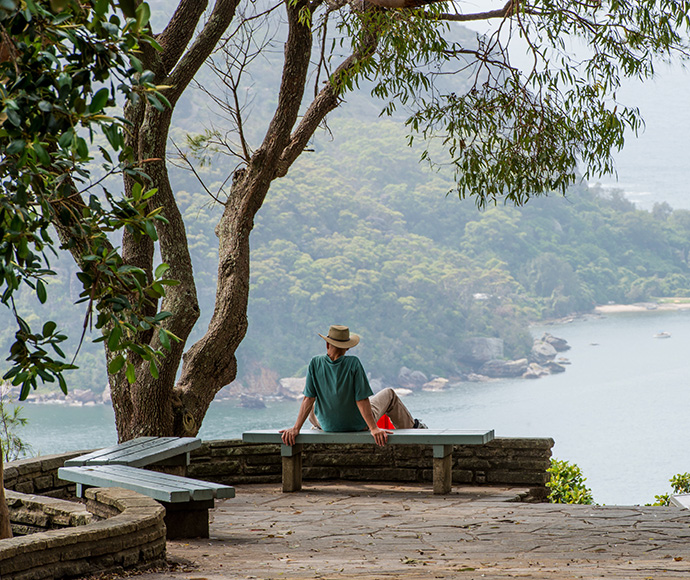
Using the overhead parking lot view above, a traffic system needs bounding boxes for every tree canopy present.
[1,0,690,443]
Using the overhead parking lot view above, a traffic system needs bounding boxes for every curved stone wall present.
[1,453,166,580]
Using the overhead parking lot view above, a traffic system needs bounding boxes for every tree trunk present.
[108,0,240,441]
[100,0,375,441]
[0,454,12,539]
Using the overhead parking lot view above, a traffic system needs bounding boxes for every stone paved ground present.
[136,483,690,580]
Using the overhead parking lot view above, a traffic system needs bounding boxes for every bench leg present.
[433,444,453,494]
[281,444,303,492]
[163,499,214,539]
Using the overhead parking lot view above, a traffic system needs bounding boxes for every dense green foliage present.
[651,472,690,506]
[547,458,595,505]
[0,0,176,399]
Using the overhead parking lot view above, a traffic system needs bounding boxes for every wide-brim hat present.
[319,324,360,349]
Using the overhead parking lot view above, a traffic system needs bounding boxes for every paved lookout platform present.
[134,482,690,580]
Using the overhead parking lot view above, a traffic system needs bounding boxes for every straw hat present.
[319,324,360,349]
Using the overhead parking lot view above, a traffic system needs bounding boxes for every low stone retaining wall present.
[5,491,92,536]
[188,437,554,496]
[3,452,84,498]
[1,487,165,580]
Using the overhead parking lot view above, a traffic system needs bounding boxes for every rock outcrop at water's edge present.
[1,333,572,406]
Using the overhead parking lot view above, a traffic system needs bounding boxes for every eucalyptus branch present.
[438,0,530,22]
[170,140,226,205]
[314,11,331,99]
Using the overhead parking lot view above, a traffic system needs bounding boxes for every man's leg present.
[370,388,415,428]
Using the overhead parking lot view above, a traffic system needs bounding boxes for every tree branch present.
[156,0,210,75]
[438,0,529,21]
[164,0,242,106]
[276,39,378,176]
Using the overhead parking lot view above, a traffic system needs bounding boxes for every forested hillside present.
[5,114,690,392]
[234,118,690,381]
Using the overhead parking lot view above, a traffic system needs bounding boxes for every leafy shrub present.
[0,393,32,462]
[547,458,594,504]
[651,472,690,506]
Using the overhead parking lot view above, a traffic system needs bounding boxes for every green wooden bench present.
[63,436,201,470]
[58,437,233,539]
[57,464,235,503]
[242,428,495,494]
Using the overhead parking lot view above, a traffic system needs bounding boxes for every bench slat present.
[64,437,158,466]
[64,437,202,467]
[59,465,191,502]
[243,428,495,446]
[58,465,235,503]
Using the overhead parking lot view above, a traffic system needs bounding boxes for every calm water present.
[14,309,690,506]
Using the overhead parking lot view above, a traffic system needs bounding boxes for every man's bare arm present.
[356,398,390,447]
[280,396,316,445]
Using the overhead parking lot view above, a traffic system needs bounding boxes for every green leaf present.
[135,1,150,29]
[154,263,169,279]
[149,358,159,379]
[144,220,158,240]
[33,142,51,166]
[108,354,126,374]
[6,140,26,155]
[19,381,31,401]
[125,361,136,384]
[108,324,122,351]
[89,87,110,114]
[94,0,109,16]
[42,320,57,336]
[159,328,170,350]
[36,279,47,303]
[58,374,68,395]
[5,109,22,127]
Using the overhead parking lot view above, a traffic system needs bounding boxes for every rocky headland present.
[2,333,571,408]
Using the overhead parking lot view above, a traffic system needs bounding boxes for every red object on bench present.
[377,415,395,429]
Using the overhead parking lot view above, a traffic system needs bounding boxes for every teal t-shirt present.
[303,354,374,432]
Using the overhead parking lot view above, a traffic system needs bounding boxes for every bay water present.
[14,309,690,506]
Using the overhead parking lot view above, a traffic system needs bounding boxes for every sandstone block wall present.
[5,491,93,536]
[188,437,554,493]
[3,452,84,498]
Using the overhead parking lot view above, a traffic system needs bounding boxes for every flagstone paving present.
[135,483,690,580]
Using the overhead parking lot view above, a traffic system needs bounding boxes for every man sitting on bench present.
[280,325,427,447]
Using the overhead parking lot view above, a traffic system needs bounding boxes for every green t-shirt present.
[303,354,374,432]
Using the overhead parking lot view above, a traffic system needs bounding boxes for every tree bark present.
[0,454,11,539]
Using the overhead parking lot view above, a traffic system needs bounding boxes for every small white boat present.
[653,331,671,339]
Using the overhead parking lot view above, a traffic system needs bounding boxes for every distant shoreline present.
[594,301,690,314]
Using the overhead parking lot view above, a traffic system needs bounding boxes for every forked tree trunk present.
[103,0,375,441]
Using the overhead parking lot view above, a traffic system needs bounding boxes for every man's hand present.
[370,426,391,447]
[280,426,300,446]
